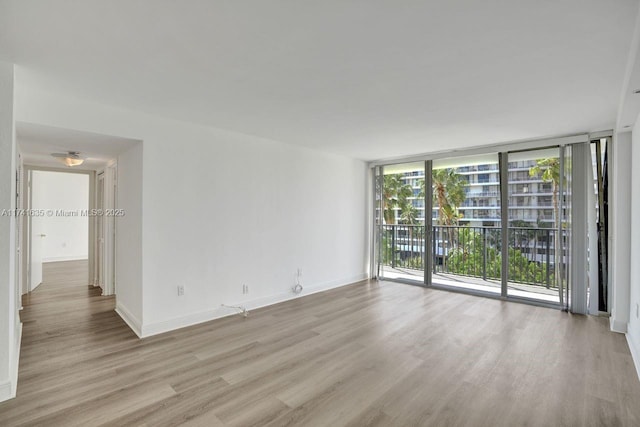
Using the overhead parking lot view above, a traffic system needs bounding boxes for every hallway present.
[0,260,135,425]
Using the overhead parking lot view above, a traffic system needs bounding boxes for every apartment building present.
[395,160,558,227]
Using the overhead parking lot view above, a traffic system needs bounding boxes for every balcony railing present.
[380,224,558,288]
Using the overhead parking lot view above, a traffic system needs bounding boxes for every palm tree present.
[382,174,413,225]
[399,201,420,265]
[529,158,562,296]
[432,169,467,226]
[424,168,467,270]
[399,201,418,225]
[529,158,560,223]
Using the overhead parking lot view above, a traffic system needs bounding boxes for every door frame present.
[96,171,105,289]
[21,166,97,294]
[94,162,117,296]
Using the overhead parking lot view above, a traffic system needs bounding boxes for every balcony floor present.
[381,266,561,304]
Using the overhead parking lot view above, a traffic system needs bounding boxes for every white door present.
[15,158,23,305]
[29,170,45,290]
[97,173,105,289]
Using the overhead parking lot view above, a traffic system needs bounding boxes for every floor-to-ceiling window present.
[373,139,594,311]
[430,154,502,295]
[377,162,426,284]
[506,148,565,304]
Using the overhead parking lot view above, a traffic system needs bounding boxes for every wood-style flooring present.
[1,260,640,426]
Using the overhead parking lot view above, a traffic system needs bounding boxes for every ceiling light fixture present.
[52,151,85,167]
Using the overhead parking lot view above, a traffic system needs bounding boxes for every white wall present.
[141,129,367,335]
[0,62,19,403]
[627,116,640,375]
[16,86,368,337]
[31,171,89,263]
[610,132,632,333]
[115,143,143,334]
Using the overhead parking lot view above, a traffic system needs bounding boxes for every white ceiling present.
[17,122,140,169]
[1,1,639,161]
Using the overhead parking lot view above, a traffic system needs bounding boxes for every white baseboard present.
[140,273,368,338]
[627,329,640,382]
[611,317,628,333]
[115,302,142,338]
[0,380,11,403]
[12,322,22,398]
[0,322,22,403]
[43,256,89,263]
[141,305,230,337]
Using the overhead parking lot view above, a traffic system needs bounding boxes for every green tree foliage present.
[428,168,467,271]
[421,169,467,226]
[446,228,555,286]
[529,158,563,295]
[382,174,413,225]
[398,202,418,225]
[529,157,561,229]
[446,228,500,278]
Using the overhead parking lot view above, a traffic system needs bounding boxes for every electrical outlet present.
[177,284,185,296]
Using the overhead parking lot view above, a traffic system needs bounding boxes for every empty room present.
[1,1,640,426]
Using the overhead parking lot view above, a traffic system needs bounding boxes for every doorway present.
[505,147,567,305]
[23,166,117,298]
[26,170,91,292]
[94,166,117,296]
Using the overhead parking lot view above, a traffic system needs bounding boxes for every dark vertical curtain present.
[598,142,609,312]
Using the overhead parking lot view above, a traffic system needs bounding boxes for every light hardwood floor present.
[1,260,639,426]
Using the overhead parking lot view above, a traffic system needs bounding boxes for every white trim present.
[0,322,21,403]
[103,164,117,296]
[93,171,104,291]
[141,306,231,338]
[43,256,89,263]
[0,380,11,403]
[11,322,21,398]
[115,302,142,338]
[626,330,640,382]
[88,171,96,295]
[140,273,368,338]
[611,317,628,333]
[589,130,614,140]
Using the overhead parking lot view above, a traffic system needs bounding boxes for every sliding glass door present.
[377,162,426,284]
[506,147,566,304]
[430,154,502,295]
[373,142,587,311]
